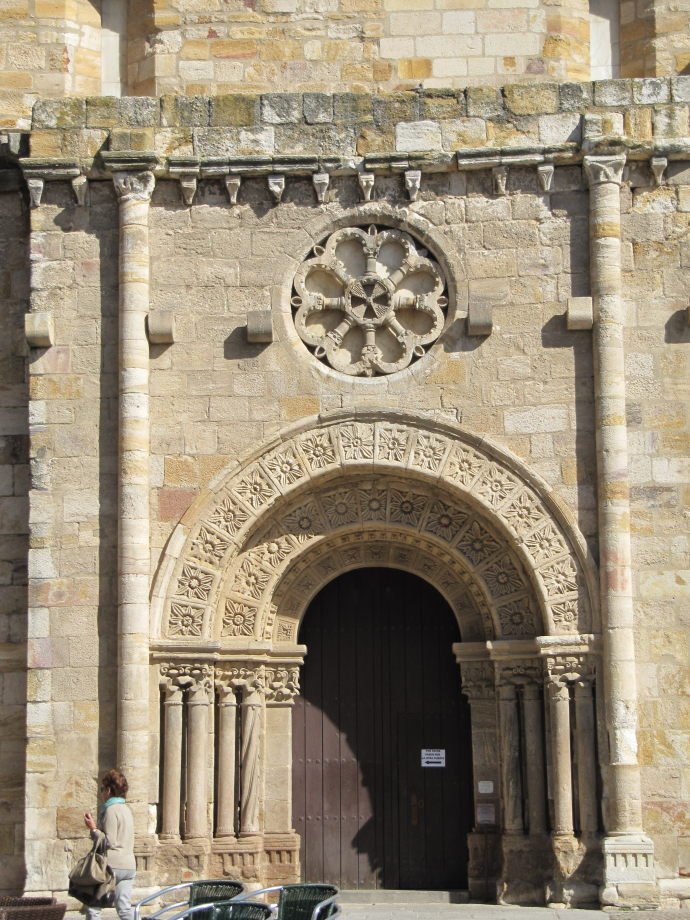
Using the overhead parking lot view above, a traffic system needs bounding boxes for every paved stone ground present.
[340,908,686,920]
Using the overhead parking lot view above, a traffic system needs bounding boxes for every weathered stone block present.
[333,93,373,125]
[632,78,670,105]
[466,87,504,118]
[261,94,302,124]
[395,120,442,152]
[303,93,333,125]
[421,89,465,120]
[373,93,420,127]
[85,97,120,128]
[211,95,260,127]
[593,79,633,107]
[671,76,690,103]
[559,82,592,112]
[162,95,211,127]
[33,98,86,129]
[504,82,559,116]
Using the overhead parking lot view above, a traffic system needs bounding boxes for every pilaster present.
[584,154,659,909]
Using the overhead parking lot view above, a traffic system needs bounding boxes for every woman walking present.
[84,769,135,920]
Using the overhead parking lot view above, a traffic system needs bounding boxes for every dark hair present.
[101,768,129,797]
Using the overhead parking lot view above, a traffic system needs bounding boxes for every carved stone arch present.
[151,411,598,646]
[270,202,467,383]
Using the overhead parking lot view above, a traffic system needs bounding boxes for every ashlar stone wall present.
[7,84,690,900]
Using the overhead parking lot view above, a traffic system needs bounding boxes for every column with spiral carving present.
[584,155,657,907]
[239,669,265,836]
[113,170,155,827]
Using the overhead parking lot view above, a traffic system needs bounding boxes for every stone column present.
[239,671,265,836]
[263,665,302,887]
[498,682,523,834]
[215,682,238,838]
[522,683,547,836]
[584,156,657,906]
[160,681,184,839]
[574,679,598,837]
[113,171,155,821]
[457,659,500,902]
[185,672,212,840]
[547,676,573,837]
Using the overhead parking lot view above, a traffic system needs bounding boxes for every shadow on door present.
[293,567,474,889]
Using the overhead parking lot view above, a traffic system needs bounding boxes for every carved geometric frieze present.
[291,225,449,376]
[158,416,595,644]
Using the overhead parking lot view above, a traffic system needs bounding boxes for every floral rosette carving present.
[291,225,448,377]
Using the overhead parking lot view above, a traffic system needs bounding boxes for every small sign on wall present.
[476,803,496,825]
[421,749,446,767]
[478,780,494,794]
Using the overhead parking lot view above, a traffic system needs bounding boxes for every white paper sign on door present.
[421,748,446,767]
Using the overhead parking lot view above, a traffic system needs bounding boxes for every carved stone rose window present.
[291,225,449,377]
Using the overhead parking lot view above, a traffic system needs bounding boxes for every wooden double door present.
[292,568,473,890]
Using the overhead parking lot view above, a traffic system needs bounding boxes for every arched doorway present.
[293,567,474,890]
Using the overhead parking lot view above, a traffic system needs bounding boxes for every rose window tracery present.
[291,225,449,377]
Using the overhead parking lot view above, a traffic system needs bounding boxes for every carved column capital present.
[583,155,626,188]
[113,170,156,203]
[496,659,542,687]
[160,661,213,695]
[460,661,493,701]
[545,653,594,686]
[264,665,300,705]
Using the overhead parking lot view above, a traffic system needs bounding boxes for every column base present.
[497,834,550,906]
[547,834,601,908]
[467,831,500,902]
[210,834,264,886]
[599,835,660,909]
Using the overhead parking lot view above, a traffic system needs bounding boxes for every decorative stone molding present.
[458,660,494,700]
[160,661,214,692]
[291,225,449,376]
[151,414,597,650]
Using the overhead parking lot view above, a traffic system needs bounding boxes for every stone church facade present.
[0,0,689,911]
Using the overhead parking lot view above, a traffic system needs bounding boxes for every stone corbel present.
[650,156,667,186]
[26,177,44,209]
[268,174,285,204]
[312,172,329,204]
[25,312,54,348]
[567,296,593,331]
[147,311,175,345]
[177,174,198,206]
[492,166,507,196]
[246,310,273,344]
[71,175,88,207]
[225,176,241,205]
[358,171,375,201]
[404,169,421,201]
[537,163,554,192]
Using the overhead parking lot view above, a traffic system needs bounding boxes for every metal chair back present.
[276,885,339,920]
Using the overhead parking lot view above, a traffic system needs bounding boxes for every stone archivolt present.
[154,414,596,646]
[291,225,448,377]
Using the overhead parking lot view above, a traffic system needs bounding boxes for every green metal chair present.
[235,884,340,920]
[167,900,273,920]
[134,880,245,920]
